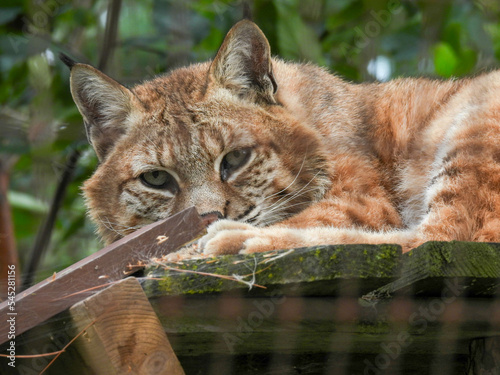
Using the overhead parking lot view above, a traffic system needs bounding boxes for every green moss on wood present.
[142,244,402,298]
[370,241,500,298]
[143,241,500,299]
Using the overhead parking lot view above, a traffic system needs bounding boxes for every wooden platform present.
[2,235,500,373]
[142,241,500,374]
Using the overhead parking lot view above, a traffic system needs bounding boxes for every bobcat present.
[63,20,500,255]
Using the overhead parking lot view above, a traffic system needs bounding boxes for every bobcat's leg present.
[200,217,416,255]
[200,188,406,254]
[415,131,500,245]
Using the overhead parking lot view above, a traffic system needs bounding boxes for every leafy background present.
[1,0,499,286]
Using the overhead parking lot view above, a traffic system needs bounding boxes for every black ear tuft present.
[59,53,77,69]
[242,1,253,21]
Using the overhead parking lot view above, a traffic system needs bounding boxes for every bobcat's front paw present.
[199,220,257,255]
[199,220,303,255]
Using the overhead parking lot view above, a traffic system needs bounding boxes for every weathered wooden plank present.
[142,244,402,298]
[176,352,468,375]
[148,295,500,357]
[4,293,497,374]
[0,207,205,345]
[366,241,500,299]
[70,277,184,375]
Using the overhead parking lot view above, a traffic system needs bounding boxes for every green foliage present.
[433,42,458,77]
[0,0,499,278]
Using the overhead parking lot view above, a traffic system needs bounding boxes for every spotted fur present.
[67,20,500,254]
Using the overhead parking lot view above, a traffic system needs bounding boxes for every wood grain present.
[70,277,184,375]
[366,241,500,299]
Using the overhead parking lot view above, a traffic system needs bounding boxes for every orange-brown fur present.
[66,20,500,254]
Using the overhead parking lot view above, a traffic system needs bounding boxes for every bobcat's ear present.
[66,61,137,161]
[209,20,277,104]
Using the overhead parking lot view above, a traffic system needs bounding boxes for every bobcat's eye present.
[140,170,178,192]
[221,148,252,181]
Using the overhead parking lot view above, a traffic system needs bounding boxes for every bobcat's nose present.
[201,211,224,227]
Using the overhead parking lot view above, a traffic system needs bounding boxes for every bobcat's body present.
[65,20,500,254]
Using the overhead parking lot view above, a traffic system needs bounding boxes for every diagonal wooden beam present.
[0,207,204,345]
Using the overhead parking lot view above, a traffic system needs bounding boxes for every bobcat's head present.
[66,20,331,244]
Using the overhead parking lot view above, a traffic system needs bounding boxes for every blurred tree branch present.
[99,0,122,72]
[21,0,123,289]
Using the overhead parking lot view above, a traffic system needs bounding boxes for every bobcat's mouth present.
[200,211,224,226]
[246,212,261,224]
[200,208,262,227]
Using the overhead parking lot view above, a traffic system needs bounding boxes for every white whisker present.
[96,214,143,237]
[263,170,323,214]
[265,187,319,214]
[258,182,322,226]
[262,153,308,202]
[259,201,313,226]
